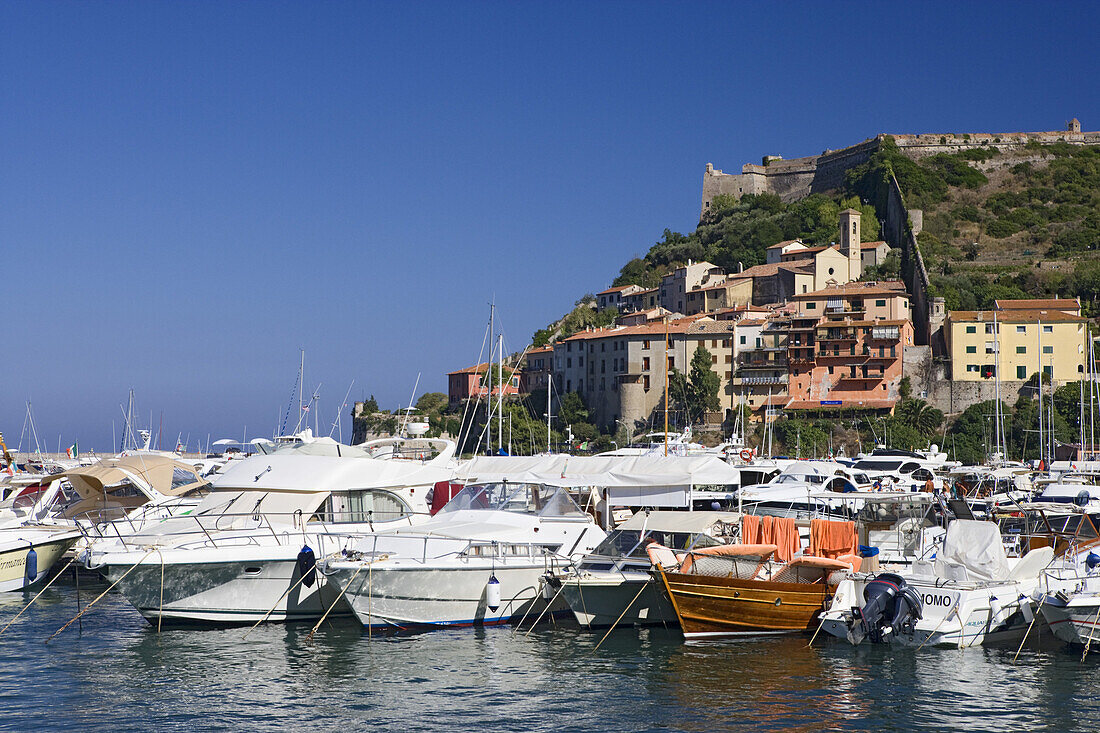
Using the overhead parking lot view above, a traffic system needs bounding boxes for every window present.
[601,362,605,373]
[875,299,886,307]
[740,336,746,345]
[643,375,651,391]
[828,267,834,275]
[966,346,976,354]
[579,357,584,366]
[511,377,518,388]
[711,355,718,364]
[1017,365,1027,379]
[1016,346,1026,354]
[1016,326,1026,334]
[805,302,816,309]
[643,340,650,349]
[1043,365,1052,377]
[601,343,606,352]
[722,339,730,347]
[668,357,674,369]
[643,357,650,371]
[966,326,976,334]
[967,364,980,373]
[1043,346,1053,354]
[1043,325,1053,333]
[566,357,572,368]
[567,343,572,352]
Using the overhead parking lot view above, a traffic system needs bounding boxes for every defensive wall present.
[701,123,1100,214]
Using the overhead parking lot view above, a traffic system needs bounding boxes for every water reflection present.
[3,578,1100,731]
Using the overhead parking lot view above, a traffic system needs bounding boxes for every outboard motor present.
[296,545,317,588]
[856,573,923,643]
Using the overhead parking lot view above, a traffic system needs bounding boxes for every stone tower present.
[840,208,862,280]
[1070,118,1082,133]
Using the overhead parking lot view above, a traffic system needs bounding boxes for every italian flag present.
[66,442,78,459]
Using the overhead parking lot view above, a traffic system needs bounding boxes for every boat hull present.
[823,576,1037,648]
[558,572,676,628]
[329,561,560,629]
[0,533,79,592]
[660,570,832,639]
[95,555,350,624]
[1039,596,1100,647]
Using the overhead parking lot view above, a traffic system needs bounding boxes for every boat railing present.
[82,508,429,551]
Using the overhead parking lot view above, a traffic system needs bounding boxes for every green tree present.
[688,345,721,420]
[415,392,447,414]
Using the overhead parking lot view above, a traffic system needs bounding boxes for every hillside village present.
[398,122,1099,461]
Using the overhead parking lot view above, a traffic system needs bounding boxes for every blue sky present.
[2,1,1097,451]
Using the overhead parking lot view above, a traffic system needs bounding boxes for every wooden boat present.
[659,544,851,639]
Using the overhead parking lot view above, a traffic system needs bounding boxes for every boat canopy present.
[616,510,741,534]
[456,454,741,489]
[211,454,455,493]
[47,455,207,499]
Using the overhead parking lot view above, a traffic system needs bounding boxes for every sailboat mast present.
[547,372,552,453]
[487,304,494,455]
[992,310,1003,461]
[498,333,503,454]
[1038,318,1045,466]
[664,317,670,456]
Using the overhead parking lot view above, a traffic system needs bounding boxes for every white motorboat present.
[554,510,741,629]
[0,525,81,592]
[820,520,1053,648]
[321,479,606,629]
[82,439,452,624]
[1033,542,1100,650]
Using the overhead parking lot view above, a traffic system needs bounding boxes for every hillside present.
[847,138,1100,315]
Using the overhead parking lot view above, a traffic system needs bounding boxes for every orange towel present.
[760,515,775,546]
[741,514,762,544]
[771,516,800,563]
[809,519,858,559]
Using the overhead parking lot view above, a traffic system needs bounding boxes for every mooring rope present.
[46,549,156,644]
[0,556,77,637]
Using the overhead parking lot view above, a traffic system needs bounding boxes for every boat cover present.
[456,454,741,489]
[211,454,455,493]
[936,519,1011,582]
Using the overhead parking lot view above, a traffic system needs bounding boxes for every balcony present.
[868,327,901,341]
[734,374,789,386]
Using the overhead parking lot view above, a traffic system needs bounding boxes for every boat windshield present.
[590,529,721,560]
[772,473,827,485]
[852,459,904,472]
[439,483,587,518]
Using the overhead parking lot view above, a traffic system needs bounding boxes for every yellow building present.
[946,307,1086,382]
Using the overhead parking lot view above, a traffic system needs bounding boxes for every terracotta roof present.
[949,309,1085,324]
[597,285,633,295]
[765,239,804,250]
[448,362,491,376]
[732,261,815,279]
[792,281,908,299]
[737,319,767,326]
[527,346,553,355]
[558,317,737,343]
[785,241,887,257]
[995,298,1080,310]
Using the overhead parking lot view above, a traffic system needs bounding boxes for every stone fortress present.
[701,119,1099,215]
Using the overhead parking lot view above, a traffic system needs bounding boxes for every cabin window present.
[324,490,410,523]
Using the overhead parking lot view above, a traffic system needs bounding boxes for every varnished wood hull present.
[660,570,833,638]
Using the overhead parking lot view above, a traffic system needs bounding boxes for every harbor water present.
[2,576,1100,732]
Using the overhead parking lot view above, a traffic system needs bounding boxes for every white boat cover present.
[210,454,455,493]
[455,455,741,489]
[936,519,1011,582]
[616,510,741,533]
